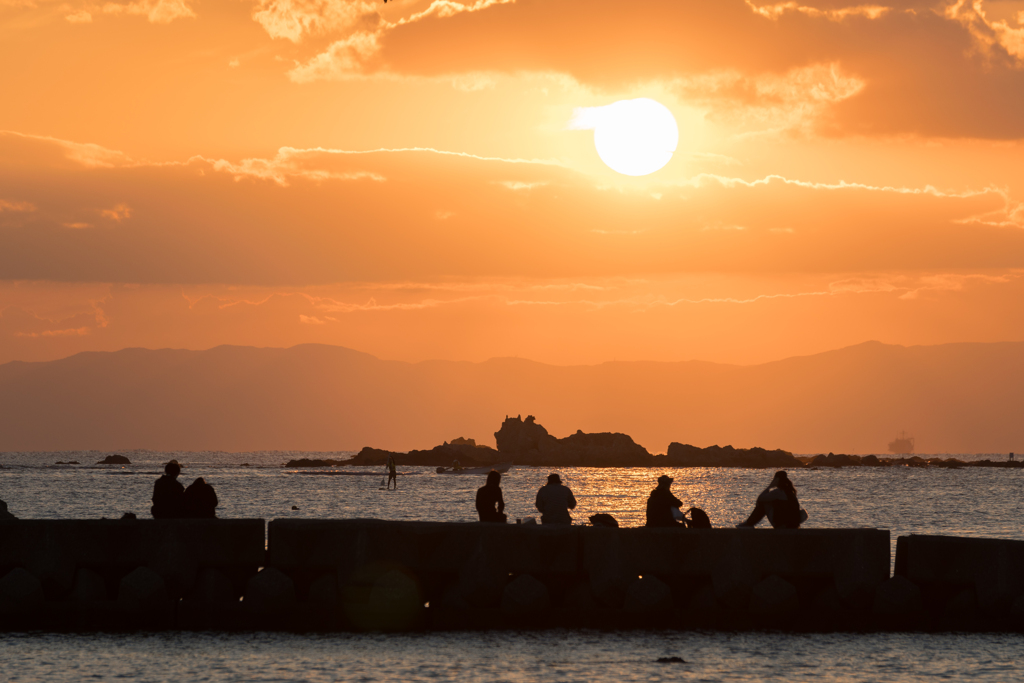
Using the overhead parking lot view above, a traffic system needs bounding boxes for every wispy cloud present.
[745,1,891,22]
[100,204,132,222]
[0,199,36,212]
[102,0,195,23]
[282,0,515,81]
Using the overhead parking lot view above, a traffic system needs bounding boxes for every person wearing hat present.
[645,474,685,527]
[535,473,577,525]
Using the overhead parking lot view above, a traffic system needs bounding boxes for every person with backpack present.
[645,474,685,527]
[736,470,807,529]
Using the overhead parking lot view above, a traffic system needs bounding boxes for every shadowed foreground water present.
[3,631,1022,682]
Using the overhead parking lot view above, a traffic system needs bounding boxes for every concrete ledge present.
[3,520,1023,632]
[0,519,265,600]
[266,521,897,630]
[895,534,1024,618]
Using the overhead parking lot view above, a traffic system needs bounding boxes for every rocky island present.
[337,415,1023,469]
[345,415,799,468]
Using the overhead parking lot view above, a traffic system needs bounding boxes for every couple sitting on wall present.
[646,470,807,529]
[476,471,578,525]
[152,460,218,519]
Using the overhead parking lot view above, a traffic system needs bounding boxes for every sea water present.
[1,451,1023,682]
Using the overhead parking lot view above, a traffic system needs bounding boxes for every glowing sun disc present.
[592,98,678,176]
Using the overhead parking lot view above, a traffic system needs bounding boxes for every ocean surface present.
[1,450,1023,682]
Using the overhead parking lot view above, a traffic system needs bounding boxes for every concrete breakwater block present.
[148,539,199,599]
[944,587,978,618]
[71,568,108,602]
[749,575,799,617]
[307,574,339,609]
[873,576,922,615]
[0,568,45,614]
[624,576,672,614]
[895,535,1024,617]
[712,561,759,611]
[0,520,265,592]
[501,574,550,616]
[580,528,889,609]
[268,519,579,580]
[118,567,168,608]
[343,569,422,631]
[561,582,598,611]
[187,568,236,603]
[265,521,889,624]
[244,568,296,615]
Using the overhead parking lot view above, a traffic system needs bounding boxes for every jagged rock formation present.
[347,443,503,468]
[96,454,131,465]
[493,415,651,466]
[660,442,800,468]
[796,453,1022,468]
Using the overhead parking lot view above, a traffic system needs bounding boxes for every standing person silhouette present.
[535,473,577,525]
[386,454,397,490]
[475,470,507,523]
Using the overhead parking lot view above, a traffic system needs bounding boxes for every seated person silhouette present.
[736,470,807,529]
[535,473,577,525]
[645,474,685,527]
[475,470,507,523]
[183,477,218,518]
[151,460,185,519]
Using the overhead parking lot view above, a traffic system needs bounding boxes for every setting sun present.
[571,98,679,176]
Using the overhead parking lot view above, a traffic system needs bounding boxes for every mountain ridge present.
[1,340,1021,454]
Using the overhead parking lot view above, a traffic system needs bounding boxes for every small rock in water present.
[655,657,686,664]
[240,463,250,467]
[291,505,299,510]
[97,454,131,465]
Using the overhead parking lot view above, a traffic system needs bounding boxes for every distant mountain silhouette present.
[0,341,1022,453]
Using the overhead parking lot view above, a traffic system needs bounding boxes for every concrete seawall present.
[1,520,1021,632]
[0,520,264,629]
[892,534,1024,628]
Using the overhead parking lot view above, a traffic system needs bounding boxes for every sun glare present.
[572,98,679,176]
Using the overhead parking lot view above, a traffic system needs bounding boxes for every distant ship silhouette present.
[888,431,915,455]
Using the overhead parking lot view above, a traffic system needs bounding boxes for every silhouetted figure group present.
[475,471,578,525]
[474,468,806,529]
[644,474,714,528]
[151,460,218,519]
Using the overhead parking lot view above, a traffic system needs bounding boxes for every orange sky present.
[2,0,1024,367]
